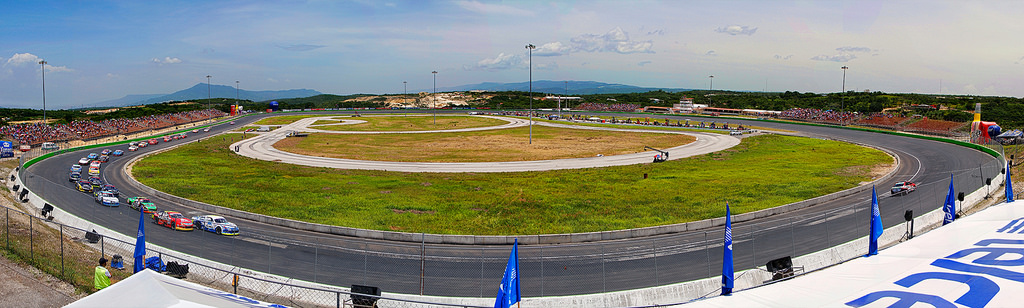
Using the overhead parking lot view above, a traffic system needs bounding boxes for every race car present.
[111,150,124,156]
[137,142,148,148]
[99,184,118,196]
[76,181,93,193]
[89,161,101,168]
[163,136,172,142]
[148,139,158,145]
[98,155,109,162]
[88,166,100,176]
[78,157,91,165]
[191,215,240,235]
[70,164,82,173]
[192,129,199,133]
[128,145,139,152]
[69,171,81,182]
[127,196,157,214]
[891,181,917,195]
[154,211,194,231]
[88,176,103,187]
[87,152,99,160]
[100,149,112,156]
[203,128,210,132]
[95,191,119,207]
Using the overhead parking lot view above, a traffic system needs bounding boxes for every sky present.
[3,0,1024,109]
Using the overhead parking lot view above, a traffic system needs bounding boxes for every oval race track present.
[21,111,1004,298]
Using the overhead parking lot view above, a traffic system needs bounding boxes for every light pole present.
[235,80,239,106]
[432,71,437,125]
[564,80,568,112]
[841,66,848,113]
[526,43,536,144]
[39,60,47,124]
[206,75,212,109]
[708,75,714,105]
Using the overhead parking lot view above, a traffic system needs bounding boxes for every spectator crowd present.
[1,109,226,145]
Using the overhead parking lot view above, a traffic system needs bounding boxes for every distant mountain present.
[436,80,693,95]
[92,83,322,107]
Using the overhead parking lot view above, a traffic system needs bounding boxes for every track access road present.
[22,111,1004,297]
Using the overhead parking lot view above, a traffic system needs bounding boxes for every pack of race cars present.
[66,127,239,235]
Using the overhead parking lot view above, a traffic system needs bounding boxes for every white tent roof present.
[67,269,285,308]
[690,200,1021,307]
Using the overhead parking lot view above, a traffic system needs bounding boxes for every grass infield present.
[274,125,695,162]
[133,133,891,235]
[309,115,509,132]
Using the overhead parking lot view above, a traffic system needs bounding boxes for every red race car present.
[153,211,194,231]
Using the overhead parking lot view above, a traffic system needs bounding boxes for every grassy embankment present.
[0,160,130,294]
[134,132,891,235]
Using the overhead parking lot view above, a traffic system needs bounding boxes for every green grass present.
[133,134,891,235]
[252,114,335,125]
[310,115,508,131]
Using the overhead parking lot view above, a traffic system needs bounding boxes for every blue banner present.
[867,186,883,256]
[944,174,957,225]
[722,202,734,296]
[1007,162,1015,203]
[494,238,520,308]
[133,205,147,273]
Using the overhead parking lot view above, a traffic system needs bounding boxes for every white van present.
[42,142,59,150]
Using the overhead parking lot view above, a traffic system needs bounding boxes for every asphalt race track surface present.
[23,111,1003,297]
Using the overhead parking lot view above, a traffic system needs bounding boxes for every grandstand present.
[0,109,226,145]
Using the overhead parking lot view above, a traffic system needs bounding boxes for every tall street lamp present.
[564,80,568,113]
[235,80,240,105]
[841,66,849,113]
[526,43,536,144]
[708,75,714,105]
[432,71,437,125]
[39,60,47,124]
[206,75,212,109]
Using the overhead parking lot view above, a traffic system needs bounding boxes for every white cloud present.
[647,29,665,36]
[811,53,857,62]
[705,50,717,56]
[1015,56,1024,64]
[106,73,119,78]
[836,46,873,53]
[774,54,793,60]
[568,27,654,54]
[465,52,524,71]
[637,60,652,66]
[5,53,41,66]
[715,25,758,36]
[532,42,571,57]
[455,0,534,16]
[277,44,326,51]
[151,57,183,65]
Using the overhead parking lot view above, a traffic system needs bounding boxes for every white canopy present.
[67,269,285,308]
[691,200,1022,307]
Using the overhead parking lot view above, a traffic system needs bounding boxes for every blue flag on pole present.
[494,238,520,308]
[1008,164,1015,203]
[943,174,956,225]
[133,205,146,273]
[867,186,883,256]
[721,202,734,296]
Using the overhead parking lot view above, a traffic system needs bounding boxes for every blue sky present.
[3,0,1024,109]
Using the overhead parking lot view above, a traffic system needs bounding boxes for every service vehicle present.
[111,150,124,156]
[127,197,157,214]
[891,181,917,195]
[95,191,119,207]
[154,211,194,231]
[191,215,240,235]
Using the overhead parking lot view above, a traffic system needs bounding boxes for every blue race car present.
[190,215,240,235]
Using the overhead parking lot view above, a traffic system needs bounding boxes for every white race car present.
[191,215,240,235]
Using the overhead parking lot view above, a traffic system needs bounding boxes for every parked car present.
[891,181,917,195]
[127,197,158,214]
[154,211,194,231]
[95,191,119,207]
[111,150,124,156]
[191,215,240,235]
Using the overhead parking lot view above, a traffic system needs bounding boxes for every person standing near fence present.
[94,257,112,290]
